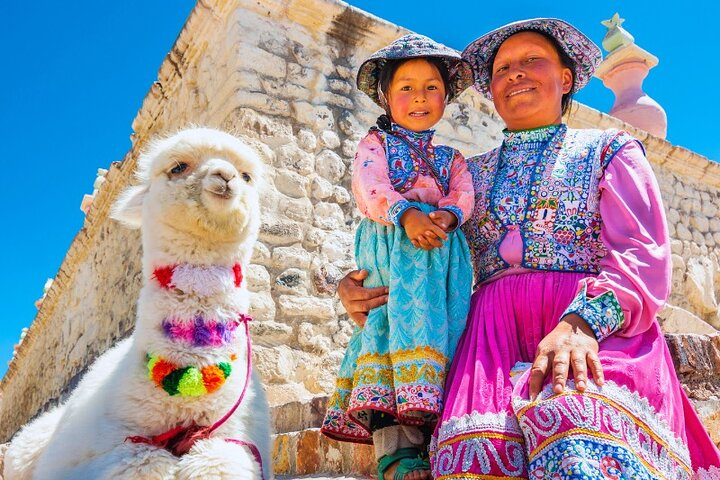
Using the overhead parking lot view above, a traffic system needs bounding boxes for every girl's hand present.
[528,313,605,401]
[429,210,457,232]
[337,270,388,328]
[400,209,448,250]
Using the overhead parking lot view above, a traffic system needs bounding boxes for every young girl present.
[321,34,475,479]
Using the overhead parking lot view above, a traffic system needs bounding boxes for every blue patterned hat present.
[462,18,602,99]
[357,33,474,107]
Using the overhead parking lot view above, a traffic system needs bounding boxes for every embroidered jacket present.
[352,124,474,227]
[463,125,670,342]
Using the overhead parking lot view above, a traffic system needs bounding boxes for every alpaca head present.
[111,128,264,262]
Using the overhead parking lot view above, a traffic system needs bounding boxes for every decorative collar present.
[147,353,236,396]
[503,124,563,149]
[390,123,435,147]
[152,263,243,296]
[162,313,252,347]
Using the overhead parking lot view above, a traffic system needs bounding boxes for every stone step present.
[272,428,375,478]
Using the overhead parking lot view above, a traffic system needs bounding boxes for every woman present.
[339,18,720,479]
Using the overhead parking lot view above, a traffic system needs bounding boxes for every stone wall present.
[1,0,719,446]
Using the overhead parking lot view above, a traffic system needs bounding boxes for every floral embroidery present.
[562,281,624,341]
[321,346,450,443]
[463,126,636,286]
[513,381,693,480]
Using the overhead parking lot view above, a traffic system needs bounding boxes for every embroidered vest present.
[376,125,457,196]
[462,126,638,286]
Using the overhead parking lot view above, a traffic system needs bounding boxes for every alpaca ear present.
[110,184,147,229]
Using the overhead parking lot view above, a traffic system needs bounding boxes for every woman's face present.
[490,31,573,131]
[386,58,447,132]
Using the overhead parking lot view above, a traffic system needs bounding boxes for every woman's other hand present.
[400,209,448,250]
[337,270,389,328]
[528,313,605,401]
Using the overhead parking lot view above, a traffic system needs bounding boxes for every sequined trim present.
[562,281,624,341]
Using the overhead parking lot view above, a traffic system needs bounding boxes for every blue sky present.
[0,1,717,379]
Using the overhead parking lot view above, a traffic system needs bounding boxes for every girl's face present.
[386,59,447,132]
[490,31,573,131]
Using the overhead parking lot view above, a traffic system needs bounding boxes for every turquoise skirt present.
[321,203,472,444]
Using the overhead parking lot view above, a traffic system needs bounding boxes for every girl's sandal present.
[377,447,430,480]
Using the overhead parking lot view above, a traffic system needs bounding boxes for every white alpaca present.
[4,128,272,480]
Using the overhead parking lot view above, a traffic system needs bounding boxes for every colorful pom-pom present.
[202,365,226,393]
[146,353,234,397]
[177,367,207,396]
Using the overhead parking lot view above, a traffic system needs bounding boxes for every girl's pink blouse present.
[351,132,474,226]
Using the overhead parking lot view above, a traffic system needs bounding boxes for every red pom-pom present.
[153,266,175,289]
[232,263,243,287]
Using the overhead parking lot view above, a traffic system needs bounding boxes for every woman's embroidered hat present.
[462,18,602,99]
[357,33,474,107]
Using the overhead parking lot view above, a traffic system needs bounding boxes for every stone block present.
[255,345,297,384]
[276,143,316,176]
[275,268,310,295]
[252,241,272,267]
[297,129,317,153]
[237,91,291,117]
[273,246,312,270]
[275,169,310,199]
[293,103,335,131]
[251,320,293,348]
[279,197,314,223]
[312,263,345,295]
[320,130,341,149]
[247,264,271,292]
[316,150,346,184]
[235,44,287,78]
[249,291,276,322]
[311,175,335,200]
[333,186,351,204]
[314,203,346,230]
[685,257,719,317]
[296,429,322,475]
[278,295,335,320]
[658,304,717,335]
[259,219,304,246]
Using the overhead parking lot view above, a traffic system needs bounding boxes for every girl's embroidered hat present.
[357,33,474,107]
[462,18,602,99]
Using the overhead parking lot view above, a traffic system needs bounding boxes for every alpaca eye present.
[170,163,189,175]
[241,172,252,183]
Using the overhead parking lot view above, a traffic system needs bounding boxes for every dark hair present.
[488,30,576,115]
[377,57,452,115]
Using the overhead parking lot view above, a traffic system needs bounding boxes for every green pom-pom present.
[177,367,207,397]
[162,367,190,396]
[217,362,232,378]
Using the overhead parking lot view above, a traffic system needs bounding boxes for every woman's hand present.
[400,209,448,250]
[337,270,389,327]
[528,313,605,401]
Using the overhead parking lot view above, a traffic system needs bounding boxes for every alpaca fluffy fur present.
[4,128,272,480]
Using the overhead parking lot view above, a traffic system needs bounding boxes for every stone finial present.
[595,14,667,138]
[601,13,635,53]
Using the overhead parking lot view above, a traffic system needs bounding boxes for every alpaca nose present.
[208,162,238,184]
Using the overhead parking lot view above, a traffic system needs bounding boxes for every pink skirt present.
[430,271,720,479]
